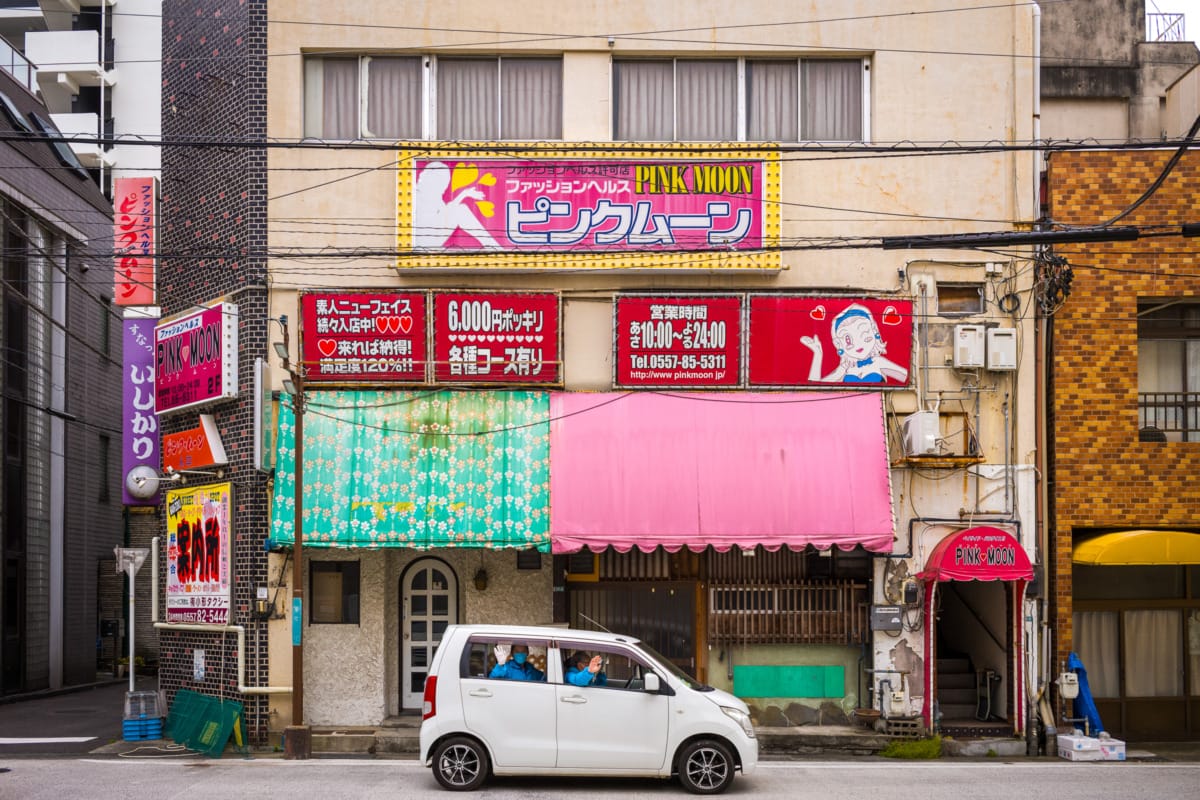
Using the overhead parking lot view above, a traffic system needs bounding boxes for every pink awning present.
[918,526,1033,583]
[549,392,895,553]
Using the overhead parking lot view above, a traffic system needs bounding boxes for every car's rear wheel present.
[677,739,735,794]
[432,736,489,791]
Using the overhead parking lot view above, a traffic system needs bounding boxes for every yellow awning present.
[1072,530,1200,566]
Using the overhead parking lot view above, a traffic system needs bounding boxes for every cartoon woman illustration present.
[800,303,908,384]
[413,161,502,251]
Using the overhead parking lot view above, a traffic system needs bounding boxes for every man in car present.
[565,650,607,686]
[489,643,545,681]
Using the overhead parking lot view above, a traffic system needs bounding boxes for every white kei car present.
[419,624,757,794]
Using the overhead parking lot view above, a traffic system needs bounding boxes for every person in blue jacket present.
[489,643,545,681]
[565,650,607,687]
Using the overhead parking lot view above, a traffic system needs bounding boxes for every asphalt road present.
[2,757,1200,800]
[0,677,153,755]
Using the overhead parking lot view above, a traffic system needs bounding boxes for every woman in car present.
[489,643,545,681]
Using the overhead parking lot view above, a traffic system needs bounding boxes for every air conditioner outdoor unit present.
[901,411,940,457]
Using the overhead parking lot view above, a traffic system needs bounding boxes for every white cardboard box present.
[1057,733,1101,752]
[1099,739,1126,761]
[1059,744,1104,761]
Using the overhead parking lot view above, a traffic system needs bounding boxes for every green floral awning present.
[271,390,550,550]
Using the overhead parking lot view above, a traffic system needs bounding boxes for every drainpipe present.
[151,538,290,695]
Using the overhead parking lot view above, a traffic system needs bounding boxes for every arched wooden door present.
[400,558,458,710]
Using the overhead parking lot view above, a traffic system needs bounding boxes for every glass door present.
[401,559,457,710]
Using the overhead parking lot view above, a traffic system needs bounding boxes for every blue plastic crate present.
[123,717,164,741]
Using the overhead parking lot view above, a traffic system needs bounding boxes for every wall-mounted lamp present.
[473,568,489,591]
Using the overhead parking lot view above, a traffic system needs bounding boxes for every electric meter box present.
[870,605,903,631]
[953,324,986,367]
[987,328,1018,371]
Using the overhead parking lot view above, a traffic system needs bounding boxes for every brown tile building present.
[1046,149,1200,740]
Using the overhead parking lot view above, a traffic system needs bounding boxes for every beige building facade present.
[260,1,1041,737]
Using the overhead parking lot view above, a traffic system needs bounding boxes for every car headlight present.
[721,706,755,739]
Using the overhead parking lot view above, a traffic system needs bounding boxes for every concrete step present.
[939,703,977,720]
[311,727,380,755]
[939,688,976,705]
[938,672,975,690]
[938,658,971,673]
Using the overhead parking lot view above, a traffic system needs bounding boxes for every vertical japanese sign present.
[165,481,233,625]
[614,295,743,388]
[122,314,159,505]
[113,176,157,306]
[154,301,239,414]
[300,292,428,383]
[748,296,913,387]
[432,293,560,384]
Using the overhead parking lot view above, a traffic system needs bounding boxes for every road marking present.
[0,737,96,744]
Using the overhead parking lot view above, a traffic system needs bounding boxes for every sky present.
[1146,1,1200,41]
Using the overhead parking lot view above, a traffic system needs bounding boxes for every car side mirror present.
[644,672,661,693]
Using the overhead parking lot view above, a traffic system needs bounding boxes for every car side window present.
[461,637,548,682]
[558,643,652,691]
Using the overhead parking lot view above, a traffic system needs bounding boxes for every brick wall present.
[1046,149,1200,673]
[160,0,271,743]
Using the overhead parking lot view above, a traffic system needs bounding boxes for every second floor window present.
[614,58,865,142]
[304,55,562,141]
[1138,300,1200,442]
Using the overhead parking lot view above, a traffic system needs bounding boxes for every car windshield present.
[635,641,713,692]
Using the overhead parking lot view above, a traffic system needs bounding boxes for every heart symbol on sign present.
[384,316,402,335]
[398,315,413,334]
[318,339,337,357]
[810,305,826,321]
[180,344,190,365]
[375,317,388,335]
[881,305,903,326]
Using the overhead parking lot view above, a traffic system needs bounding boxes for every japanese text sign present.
[122,315,159,505]
[615,295,742,388]
[162,414,227,474]
[432,293,560,384]
[113,176,157,306]
[165,481,233,625]
[301,292,428,383]
[154,301,239,414]
[411,158,765,252]
[748,296,913,387]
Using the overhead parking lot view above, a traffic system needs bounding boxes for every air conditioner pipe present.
[150,538,290,695]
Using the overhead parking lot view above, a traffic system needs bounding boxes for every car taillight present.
[422,675,437,720]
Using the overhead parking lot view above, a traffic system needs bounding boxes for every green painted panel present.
[732,665,844,698]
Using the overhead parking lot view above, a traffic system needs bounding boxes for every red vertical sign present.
[432,293,560,384]
[301,292,428,383]
[614,295,742,387]
[113,176,157,306]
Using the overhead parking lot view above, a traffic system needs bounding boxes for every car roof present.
[447,624,642,646]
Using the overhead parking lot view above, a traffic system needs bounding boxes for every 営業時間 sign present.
[614,295,742,388]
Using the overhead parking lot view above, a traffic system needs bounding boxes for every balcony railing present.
[708,581,869,645]
[0,35,36,93]
[1148,13,1186,42]
[1139,391,1200,442]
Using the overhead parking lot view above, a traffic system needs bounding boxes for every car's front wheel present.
[677,739,735,794]
[432,736,489,791]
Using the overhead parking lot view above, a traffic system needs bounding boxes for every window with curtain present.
[304,55,561,140]
[615,57,865,142]
[1137,300,1200,441]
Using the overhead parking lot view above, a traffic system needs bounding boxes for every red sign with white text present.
[615,295,742,388]
[432,293,560,384]
[748,296,913,387]
[301,292,428,383]
[113,176,157,306]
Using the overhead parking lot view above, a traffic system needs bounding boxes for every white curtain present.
[614,60,673,140]
[1189,610,1200,695]
[438,58,498,140]
[1124,609,1182,697]
[803,59,862,141]
[747,60,797,142]
[677,61,736,141]
[367,57,421,139]
[322,58,359,140]
[1073,611,1119,698]
[501,58,561,139]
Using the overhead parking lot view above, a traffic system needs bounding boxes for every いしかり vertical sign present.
[748,296,913,388]
[301,292,428,383]
[614,295,742,388]
[113,176,157,306]
[432,293,560,384]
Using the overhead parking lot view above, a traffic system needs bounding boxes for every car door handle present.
[468,689,493,698]
[561,695,588,704]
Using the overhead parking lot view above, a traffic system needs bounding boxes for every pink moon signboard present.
[154,302,239,414]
